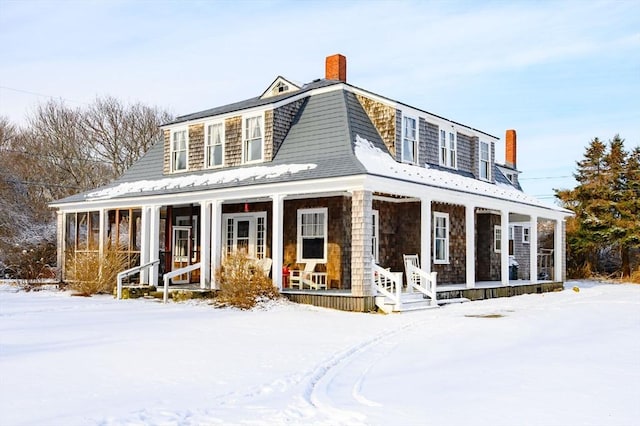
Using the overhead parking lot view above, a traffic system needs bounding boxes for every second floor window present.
[244,115,263,163]
[171,130,187,172]
[480,141,490,180]
[402,116,417,164]
[206,122,224,168]
[440,129,457,168]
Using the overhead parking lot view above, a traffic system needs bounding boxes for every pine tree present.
[556,136,640,277]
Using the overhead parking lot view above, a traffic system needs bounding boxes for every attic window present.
[276,82,289,93]
[506,173,515,183]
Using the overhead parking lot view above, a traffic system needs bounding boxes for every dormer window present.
[402,116,418,164]
[276,82,289,93]
[205,122,224,168]
[480,141,490,180]
[243,115,263,163]
[171,129,188,172]
[440,129,457,168]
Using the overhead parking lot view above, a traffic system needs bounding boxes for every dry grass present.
[215,251,279,309]
[66,248,128,296]
[630,267,640,284]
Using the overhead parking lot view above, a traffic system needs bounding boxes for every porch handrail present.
[116,259,160,300]
[372,264,403,311]
[406,263,438,306]
[162,263,201,303]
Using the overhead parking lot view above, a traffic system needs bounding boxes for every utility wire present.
[0,85,86,105]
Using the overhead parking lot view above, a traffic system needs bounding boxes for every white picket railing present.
[116,259,160,300]
[162,263,201,303]
[405,263,437,306]
[372,264,403,311]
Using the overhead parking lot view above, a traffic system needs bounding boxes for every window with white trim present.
[402,116,418,164]
[371,210,379,263]
[439,129,457,168]
[433,212,449,264]
[480,141,490,180]
[171,129,187,172]
[297,208,328,262]
[243,115,263,163]
[523,226,530,244]
[205,122,224,168]
[494,225,502,253]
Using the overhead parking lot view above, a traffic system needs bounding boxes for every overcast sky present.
[1,0,638,203]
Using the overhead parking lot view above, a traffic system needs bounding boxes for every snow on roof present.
[87,163,317,200]
[354,134,561,210]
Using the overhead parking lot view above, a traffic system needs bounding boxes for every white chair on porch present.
[289,262,327,290]
[403,254,421,289]
[255,257,273,277]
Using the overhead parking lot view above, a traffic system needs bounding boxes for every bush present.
[215,251,279,309]
[630,267,640,284]
[65,248,129,296]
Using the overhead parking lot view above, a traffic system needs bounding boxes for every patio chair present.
[289,262,327,290]
[255,257,272,277]
[403,254,421,288]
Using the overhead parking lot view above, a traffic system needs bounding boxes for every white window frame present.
[170,128,188,172]
[205,121,224,168]
[439,129,457,168]
[522,226,530,244]
[433,212,449,264]
[401,116,418,164]
[242,114,264,164]
[479,140,490,181]
[372,210,379,263]
[494,225,502,253]
[297,208,328,263]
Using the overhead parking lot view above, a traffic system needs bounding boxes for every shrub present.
[65,247,129,296]
[630,267,640,284]
[215,251,279,309]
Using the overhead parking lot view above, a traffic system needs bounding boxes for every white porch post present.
[501,210,510,286]
[140,207,151,284]
[200,201,212,289]
[530,215,538,283]
[211,200,223,290]
[56,211,65,281]
[420,197,432,275]
[554,219,563,282]
[98,209,106,258]
[271,194,284,290]
[465,204,475,288]
[149,206,160,286]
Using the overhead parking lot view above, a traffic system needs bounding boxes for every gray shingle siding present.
[424,121,440,166]
[457,133,473,175]
[395,110,402,162]
[272,99,306,157]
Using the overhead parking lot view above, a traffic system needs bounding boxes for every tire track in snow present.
[300,317,428,424]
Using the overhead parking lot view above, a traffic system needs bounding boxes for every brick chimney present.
[325,54,347,82]
[505,129,517,168]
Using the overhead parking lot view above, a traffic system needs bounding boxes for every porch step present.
[375,292,439,313]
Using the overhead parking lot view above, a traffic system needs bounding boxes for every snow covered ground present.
[1,281,638,426]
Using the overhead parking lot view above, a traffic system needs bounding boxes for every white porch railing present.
[405,263,438,306]
[116,259,160,300]
[162,263,201,303]
[372,264,403,311]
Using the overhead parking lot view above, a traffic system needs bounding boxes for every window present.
[297,208,327,262]
[243,115,263,163]
[433,212,449,264]
[494,225,502,253]
[402,116,418,164]
[509,225,514,255]
[171,129,187,172]
[480,141,490,180]
[439,129,457,168]
[372,210,379,263]
[523,226,530,244]
[205,122,224,168]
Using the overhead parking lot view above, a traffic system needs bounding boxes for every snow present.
[354,135,567,211]
[1,281,638,425]
[86,163,317,200]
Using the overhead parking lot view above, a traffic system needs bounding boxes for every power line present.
[0,85,86,105]
[520,175,572,180]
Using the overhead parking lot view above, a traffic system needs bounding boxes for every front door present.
[223,212,267,259]
[172,226,191,284]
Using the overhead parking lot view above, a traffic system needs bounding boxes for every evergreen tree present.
[556,136,640,277]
